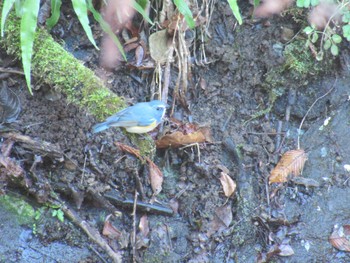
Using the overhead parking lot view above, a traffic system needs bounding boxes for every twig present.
[275,120,283,152]
[28,245,59,262]
[0,131,64,160]
[104,190,173,216]
[61,204,122,263]
[297,78,337,149]
[132,190,138,263]
[89,244,108,263]
[0,67,25,75]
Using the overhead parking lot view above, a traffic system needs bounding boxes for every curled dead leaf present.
[329,225,350,252]
[219,172,236,198]
[147,158,163,195]
[115,142,163,195]
[156,126,212,149]
[115,142,143,161]
[269,149,307,184]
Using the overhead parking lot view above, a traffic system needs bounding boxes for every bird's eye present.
[156,106,164,111]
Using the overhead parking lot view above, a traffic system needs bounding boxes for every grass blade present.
[133,0,153,25]
[86,0,126,60]
[174,0,195,29]
[71,0,99,50]
[227,0,242,25]
[46,0,62,30]
[20,0,40,95]
[1,0,16,37]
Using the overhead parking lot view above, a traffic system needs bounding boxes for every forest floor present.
[1,1,350,263]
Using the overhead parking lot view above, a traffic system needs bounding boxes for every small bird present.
[92,100,167,134]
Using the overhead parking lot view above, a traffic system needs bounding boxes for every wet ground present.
[1,1,350,262]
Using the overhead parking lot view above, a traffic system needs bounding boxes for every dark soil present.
[1,1,350,263]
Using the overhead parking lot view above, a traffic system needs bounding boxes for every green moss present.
[283,40,331,79]
[0,10,156,157]
[251,39,335,122]
[129,133,156,159]
[0,194,35,225]
[0,11,125,119]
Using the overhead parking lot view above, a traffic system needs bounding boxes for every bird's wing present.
[106,104,155,127]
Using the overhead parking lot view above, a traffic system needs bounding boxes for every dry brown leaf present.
[329,225,350,252]
[149,29,170,64]
[114,142,143,161]
[219,172,236,198]
[207,205,232,236]
[147,158,163,195]
[269,149,307,184]
[115,142,163,195]
[139,215,149,237]
[156,127,211,149]
[102,216,121,240]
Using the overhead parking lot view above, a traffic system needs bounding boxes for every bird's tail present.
[92,122,109,133]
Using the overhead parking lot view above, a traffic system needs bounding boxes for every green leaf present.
[52,210,57,217]
[311,32,318,43]
[136,0,148,10]
[303,0,310,7]
[253,0,260,7]
[331,44,339,56]
[324,39,331,50]
[332,34,342,44]
[1,0,16,37]
[86,0,126,60]
[303,26,314,35]
[174,0,195,29]
[14,0,23,16]
[46,0,62,30]
[71,0,99,50]
[133,0,153,25]
[316,51,323,61]
[310,0,319,6]
[296,0,304,8]
[343,24,350,38]
[343,13,350,23]
[57,209,64,222]
[20,0,40,95]
[227,0,242,25]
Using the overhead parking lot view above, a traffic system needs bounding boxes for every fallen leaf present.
[147,158,163,195]
[329,225,350,252]
[278,244,295,256]
[115,142,143,161]
[115,142,164,195]
[207,205,232,236]
[149,29,171,64]
[136,215,150,249]
[139,215,149,237]
[219,172,236,197]
[102,215,121,240]
[269,149,307,184]
[156,127,212,149]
